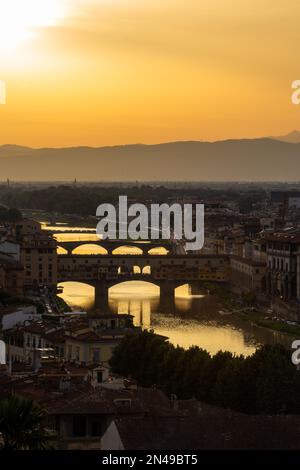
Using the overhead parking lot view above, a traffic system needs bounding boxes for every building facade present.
[230,256,266,295]
[15,219,58,289]
[265,233,300,301]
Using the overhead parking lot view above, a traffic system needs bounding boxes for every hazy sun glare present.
[0,0,66,50]
[1,0,300,146]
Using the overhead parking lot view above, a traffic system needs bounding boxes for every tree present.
[110,331,300,415]
[250,344,300,414]
[0,206,22,222]
[0,395,56,450]
[241,291,256,307]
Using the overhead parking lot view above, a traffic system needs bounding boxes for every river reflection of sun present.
[58,281,197,310]
[153,316,257,357]
[109,298,156,329]
[57,281,95,311]
[57,280,260,355]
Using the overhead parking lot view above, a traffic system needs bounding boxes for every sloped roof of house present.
[112,409,300,450]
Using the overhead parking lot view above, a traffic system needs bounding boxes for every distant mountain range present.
[0,132,300,182]
[270,130,300,143]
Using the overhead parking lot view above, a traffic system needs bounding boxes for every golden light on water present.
[153,317,257,356]
[57,246,68,255]
[148,247,169,255]
[58,281,95,311]
[53,232,98,240]
[58,279,258,356]
[112,246,144,256]
[55,236,291,356]
[72,244,108,255]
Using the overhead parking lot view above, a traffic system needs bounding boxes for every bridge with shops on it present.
[57,253,229,312]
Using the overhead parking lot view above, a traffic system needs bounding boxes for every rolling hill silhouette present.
[0,135,300,181]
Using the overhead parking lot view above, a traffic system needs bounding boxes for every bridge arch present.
[175,282,208,297]
[108,280,160,321]
[112,245,144,255]
[175,283,192,297]
[57,281,95,311]
[108,279,160,294]
[57,246,68,255]
[72,244,108,255]
[148,247,169,255]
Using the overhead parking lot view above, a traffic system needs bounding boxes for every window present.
[93,349,100,362]
[75,346,80,361]
[73,416,86,437]
[91,420,102,437]
[97,371,103,383]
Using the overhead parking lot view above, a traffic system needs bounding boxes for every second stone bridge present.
[57,253,229,312]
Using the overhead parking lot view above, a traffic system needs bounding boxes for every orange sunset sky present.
[0,0,300,147]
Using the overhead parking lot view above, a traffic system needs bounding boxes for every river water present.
[50,229,293,356]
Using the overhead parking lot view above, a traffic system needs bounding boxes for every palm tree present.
[0,395,56,450]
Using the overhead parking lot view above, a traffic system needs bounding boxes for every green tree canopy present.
[110,331,300,415]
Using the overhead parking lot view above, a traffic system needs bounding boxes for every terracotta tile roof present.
[44,330,66,344]
[66,330,128,342]
[113,410,300,450]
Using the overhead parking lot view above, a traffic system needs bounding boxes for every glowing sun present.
[0,0,66,50]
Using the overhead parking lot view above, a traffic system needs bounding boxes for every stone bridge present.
[57,253,229,312]
[57,239,174,255]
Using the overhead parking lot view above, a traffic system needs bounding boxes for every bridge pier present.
[159,281,176,314]
[189,282,208,296]
[94,280,109,313]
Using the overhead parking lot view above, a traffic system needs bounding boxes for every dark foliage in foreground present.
[0,395,56,450]
[109,330,300,415]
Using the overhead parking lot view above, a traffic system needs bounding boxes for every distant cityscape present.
[1,0,300,457]
[1,183,300,449]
